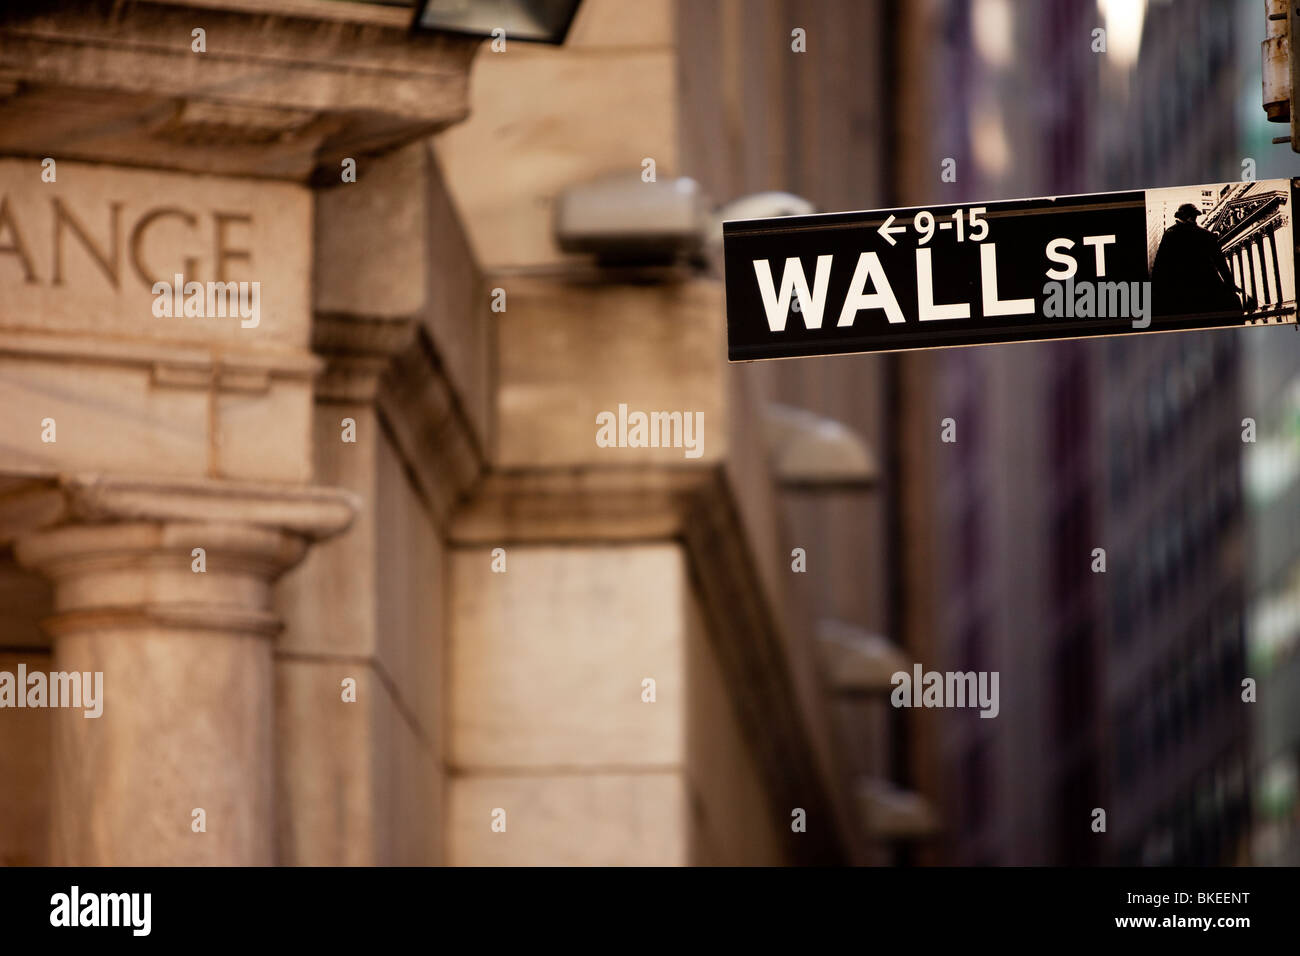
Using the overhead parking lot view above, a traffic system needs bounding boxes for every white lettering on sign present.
[753,255,833,331]
[747,200,1127,329]
[1081,234,1116,276]
[752,240,1038,328]
[1044,238,1077,279]
[916,247,969,321]
[838,252,904,326]
[980,243,1035,316]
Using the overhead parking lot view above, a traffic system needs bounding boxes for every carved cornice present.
[375,327,485,529]
[0,0,480,180]
[312,310,417,403]
[448,466,702,544]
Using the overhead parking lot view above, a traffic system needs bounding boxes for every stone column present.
[1252,239,1264,305]
[1259,234,1272,306]
[1262,237,1269,303]
[6,475,354,866]
[1270,227,1284,305]
[1245,241,1254,305]
[1241,241,1252,304]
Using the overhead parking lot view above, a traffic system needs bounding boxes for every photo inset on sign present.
[1146,181,1296,324]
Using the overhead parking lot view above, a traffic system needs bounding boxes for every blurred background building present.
[924,0,1300,865]
[0,0,1296,866]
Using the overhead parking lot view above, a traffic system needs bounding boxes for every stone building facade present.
[1206,182,1293,319]
[0,0,932,866]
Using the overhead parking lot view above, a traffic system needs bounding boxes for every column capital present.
[1,472,356,542]
[3,472,358,639]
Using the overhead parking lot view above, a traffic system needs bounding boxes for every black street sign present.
[724,179,1298,361]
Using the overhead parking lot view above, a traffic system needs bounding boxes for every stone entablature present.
[0,0,478,182]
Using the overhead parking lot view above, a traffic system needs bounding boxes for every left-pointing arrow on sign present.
[877,213,907,246]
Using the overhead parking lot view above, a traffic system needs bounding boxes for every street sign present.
[724,179,1298,361]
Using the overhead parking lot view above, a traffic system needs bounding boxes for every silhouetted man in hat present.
[1150,203,1245,318]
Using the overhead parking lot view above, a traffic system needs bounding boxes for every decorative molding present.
[151,100,335,152]
[764,402,880,490]
[0,477,66,546]
[38,603,282,638]
[817,619,907,696]
[310,306,485,530]
[65,474,357,537]
[0,472,358,545]
[312,310,417,402]
[138,0,417,28]
[313,311,417,357]
[0,1,479,180]
[679,469,850,865]
[448,466,701,544]
[376,328,485,529]
[0,330,321,403]
[856,778,940,841]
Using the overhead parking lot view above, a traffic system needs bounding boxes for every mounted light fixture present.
[413,0,582,44]
[554,172,709,265]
